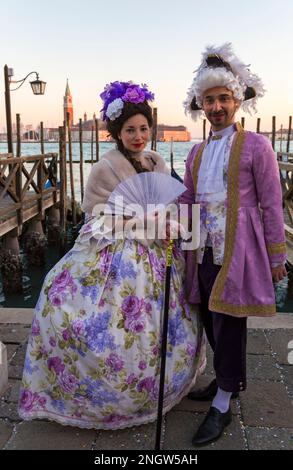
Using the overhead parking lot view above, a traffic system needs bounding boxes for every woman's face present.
[118,114,151,153]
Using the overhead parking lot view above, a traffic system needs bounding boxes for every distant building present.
[157,125,190,142]
[64,79,74,126]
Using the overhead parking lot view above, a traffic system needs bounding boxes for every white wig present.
[184,43,265,122]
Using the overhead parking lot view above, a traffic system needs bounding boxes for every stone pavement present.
[0,309,293,451]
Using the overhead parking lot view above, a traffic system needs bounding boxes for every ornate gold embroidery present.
[190,142,206,267]
[192,122,276,317]
[267,242,286,256]
[192,142,205,193]
[209,299,276,316]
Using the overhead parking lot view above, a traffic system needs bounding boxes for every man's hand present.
[271,264,287,283]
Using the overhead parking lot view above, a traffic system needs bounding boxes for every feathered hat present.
[183,43,265,121]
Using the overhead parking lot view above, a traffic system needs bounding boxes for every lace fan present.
[105,172,187,217]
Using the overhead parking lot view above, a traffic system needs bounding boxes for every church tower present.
[64,79,74,126]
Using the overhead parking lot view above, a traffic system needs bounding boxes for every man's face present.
[202,86,239,131]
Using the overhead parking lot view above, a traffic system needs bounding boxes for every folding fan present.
[105,172,187,217]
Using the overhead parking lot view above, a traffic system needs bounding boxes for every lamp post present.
[4,64,46,154]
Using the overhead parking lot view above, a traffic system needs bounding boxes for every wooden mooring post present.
[91,125,94,165]
[256,118,261,134]
[16,114,21,158]
[95,117,99,162]
[287,116,292,153]
[40,121,44,154]
[151,108,158,151]
[79,118,84,202]
[67,112,76,226]
[203,119,206,140]
[241,117,245,129]
[59,125,67,236]
[272,116,276,150]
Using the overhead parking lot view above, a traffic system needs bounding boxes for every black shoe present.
[192,406,232,447]
[187,379,239,401]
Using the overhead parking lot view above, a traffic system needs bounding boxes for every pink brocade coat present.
[180,123,287,318]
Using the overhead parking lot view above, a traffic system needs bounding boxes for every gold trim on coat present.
[267,242,287,256]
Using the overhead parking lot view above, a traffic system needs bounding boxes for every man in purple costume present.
[180,43,287,446]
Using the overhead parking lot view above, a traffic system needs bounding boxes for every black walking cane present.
[155,238,174,450]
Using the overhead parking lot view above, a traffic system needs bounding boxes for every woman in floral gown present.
[19,81,205,430]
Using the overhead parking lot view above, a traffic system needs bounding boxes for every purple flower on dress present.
[52,269,73,289]
[105,353,124,372]
[47,356,65,375]
[84,312,115,353]
[62,329,71,341]
[48,290,65,307]
[48,269,77,307]
[19,389,38,411]
[72,319,85,338]
[145,302,152,314]
[138,360,147,371]
[149,253,165,282]
[124,316,145,333]
[49,336,57,347]
[58,371,77,393]
[137,244,147,256]
[122,295,142,318]
[172,371,188,392]
[168,311,187,347]
[126,373,137,385]
[152,345,159,356]
[137,377,158,400]
[31,317,40,336]
[38,396,47,407]
[40,346,48,356]
[100,250,112,276]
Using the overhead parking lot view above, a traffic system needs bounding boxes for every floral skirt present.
[19,236,205,430]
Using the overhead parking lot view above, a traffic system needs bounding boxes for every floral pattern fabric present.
[196,133,234,265]
[19,217,205,430]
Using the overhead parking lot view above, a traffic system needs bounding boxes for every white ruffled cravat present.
[197,123,236,196]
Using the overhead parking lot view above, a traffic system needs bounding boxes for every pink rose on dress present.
[53,269,72,288]
[122,295,142,318]
[124,316,145,333]
[62,329,71,341]
[138,360,147,371]
[72,319,85,338]
[19,389,38,411]
[47,356,65,375]
[105,353,124,372]
[58,371,77,393]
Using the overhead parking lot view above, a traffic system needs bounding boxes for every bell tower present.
[64,79,74,126]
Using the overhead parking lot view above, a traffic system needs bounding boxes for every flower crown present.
[100,81,155,121]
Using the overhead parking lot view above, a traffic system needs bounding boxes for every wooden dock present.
[0,152,61,237]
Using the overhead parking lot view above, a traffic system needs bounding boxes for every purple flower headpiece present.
[100,81,155,121]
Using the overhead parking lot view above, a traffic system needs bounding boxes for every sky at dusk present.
[1,0,293,137]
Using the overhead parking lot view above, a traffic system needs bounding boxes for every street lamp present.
[4,64,46,154]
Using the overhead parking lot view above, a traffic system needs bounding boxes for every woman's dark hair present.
[106,101,153,173]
